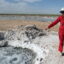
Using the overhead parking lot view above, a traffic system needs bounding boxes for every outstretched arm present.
[48,16,60,29]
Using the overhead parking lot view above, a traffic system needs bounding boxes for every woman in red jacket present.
[46,8,64,56]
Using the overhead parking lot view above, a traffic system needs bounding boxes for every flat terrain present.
[0,20,59,31]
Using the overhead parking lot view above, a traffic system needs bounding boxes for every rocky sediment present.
[0,25,60,64]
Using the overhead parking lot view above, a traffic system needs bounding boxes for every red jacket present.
[48,15,64,52]
[48,16,64,32]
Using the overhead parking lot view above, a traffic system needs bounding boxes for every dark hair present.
[60,11,64,13]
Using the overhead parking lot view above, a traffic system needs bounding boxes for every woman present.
[46,8,64,56]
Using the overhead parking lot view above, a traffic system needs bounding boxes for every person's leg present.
[58,32,64,53]
[58,40,63,52]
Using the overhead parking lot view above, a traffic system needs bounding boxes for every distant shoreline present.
[0,14,60,17]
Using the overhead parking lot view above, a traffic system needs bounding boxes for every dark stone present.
[3,41,8,47]
[0,32,5,40]
[40,58,43,61]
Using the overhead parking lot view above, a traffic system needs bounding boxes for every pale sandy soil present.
[0,20,59,31]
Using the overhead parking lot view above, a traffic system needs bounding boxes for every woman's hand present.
[45,27,49,30]
[45,27,50,32]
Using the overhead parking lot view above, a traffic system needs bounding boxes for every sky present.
[0,0,64,14]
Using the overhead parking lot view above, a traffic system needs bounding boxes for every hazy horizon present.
[0,13,60,15]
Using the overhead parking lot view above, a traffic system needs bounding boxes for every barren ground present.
[0,20,59,31]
